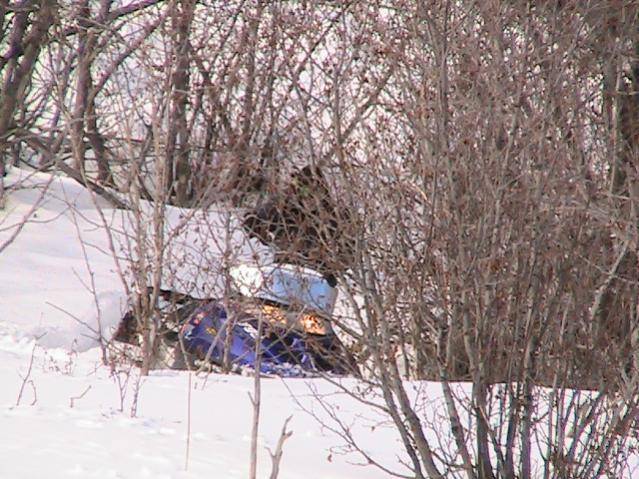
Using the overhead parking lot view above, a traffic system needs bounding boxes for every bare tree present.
[0,0,57,205]
[284,1,639,478]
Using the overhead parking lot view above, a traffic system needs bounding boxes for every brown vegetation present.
[2,1,639,477]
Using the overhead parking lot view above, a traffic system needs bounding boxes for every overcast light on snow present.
[0,168,407,479]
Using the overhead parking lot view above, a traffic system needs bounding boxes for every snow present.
[33,290,128,352]
[4,168,637,478]
[0,337,400,478]
[0,168,403,479]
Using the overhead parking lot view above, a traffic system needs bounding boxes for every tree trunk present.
[165,0,195,206]
[0,0,56,204]
[71,0,113,182]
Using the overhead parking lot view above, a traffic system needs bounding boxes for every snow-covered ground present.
[0,169,405,479]
[4,168,638,479]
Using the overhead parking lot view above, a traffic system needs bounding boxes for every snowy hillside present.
[0,169,404,479]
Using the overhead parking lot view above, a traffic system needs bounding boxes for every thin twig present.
[16,340,39,407]
[185,372,192,471]
[69,385,92,408]
[268,415,293,479]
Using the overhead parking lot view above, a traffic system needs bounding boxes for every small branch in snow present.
[129,371,143,418]
[69,386,92,408]
[185,372,192,472]
[249,312,265,479]
[16,340,39,407]
[268,415,293,479]
[110,360,136,413]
